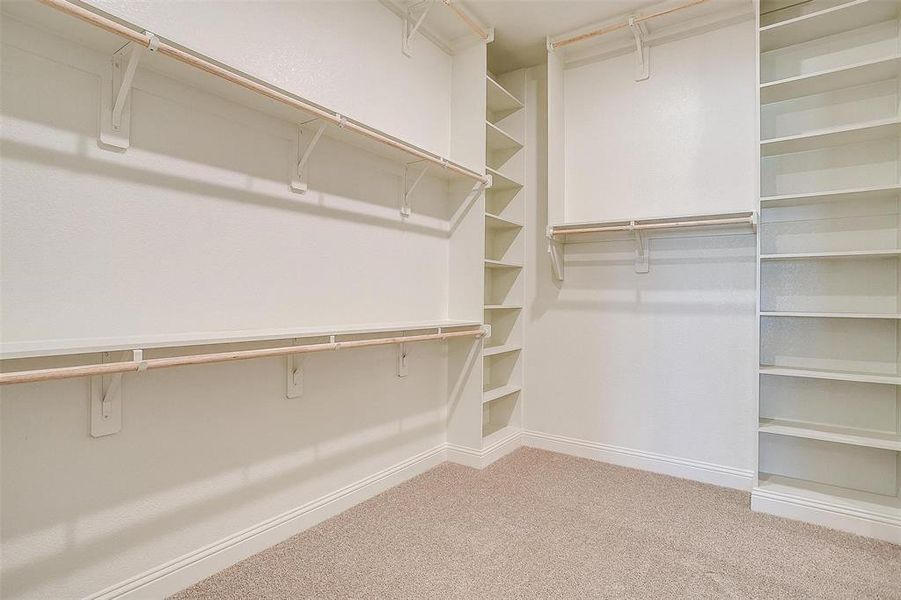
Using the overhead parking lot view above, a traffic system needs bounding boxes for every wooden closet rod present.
[441,0,489,41]
[0,328,484,385]
[553,215,755,236]
[36,0,488,185]
[551,0,711,49]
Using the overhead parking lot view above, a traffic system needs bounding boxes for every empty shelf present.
[483,305,523,310]
[760,184,901,207]
[760,118,901,157]
[759,418,901,451]
[484,259,523,269]
[760,250,901,260]
[760,366,901,385]
[760,311,901,319]
[755,473,901,517]
[486,76,523,117]
[486,121,523,152]
[483,344,522,357]
[482,384,521,404]
[486,167,523,190]
[761,55,901,104]
[485,213,523,229]
[760,0,901,52]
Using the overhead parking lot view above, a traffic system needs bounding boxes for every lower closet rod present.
[0,328,484,385]
[554,215,754,236]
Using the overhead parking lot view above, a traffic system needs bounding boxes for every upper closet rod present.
[0,328,484,385]
[441,0,489,40]
[36,0,488,184]
[551,214,756,236]
[550,0,711,49]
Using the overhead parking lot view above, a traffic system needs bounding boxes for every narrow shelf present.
[482,423,521,445]
[755,473,901,517]
[486,167,523,191]
[0,319,482,360]
[759,418,901,451]
[485,213,523,229]
[760,184,901,207]
[483,344,522,357]
[482,384,521,404]
[759,365,901,385]
[486,121,523,152]
[484,259,523,269]
[486,76,523,117]
[760,117,901,157]
[760,249,901,260]
[761,311,901,319]
[761,55,901,104]
[760,0,900,52]
[483,305,523,311]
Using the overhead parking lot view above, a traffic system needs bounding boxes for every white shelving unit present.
[754,0,901,544]
[482,72,526,446]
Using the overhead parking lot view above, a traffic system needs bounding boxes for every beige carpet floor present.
[172,448,901,599]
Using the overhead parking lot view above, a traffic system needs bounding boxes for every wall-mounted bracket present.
[397,337,409,377]
[628,17,650,82]
[291,121,327,193]
[402,161,429,217]
[630,221,649,273]
[286,343,304,398]
[547,226,565,281]
[90,349,140,437]
[403,0,436,57]
[100,34,159,150]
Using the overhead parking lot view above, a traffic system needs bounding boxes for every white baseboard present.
[447,429,523,469]
[89,444,448,600]
[522,430,754,491]
[751,487,901,545]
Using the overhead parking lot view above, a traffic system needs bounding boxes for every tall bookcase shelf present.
[482,72,526,445]
[754,0,901,544]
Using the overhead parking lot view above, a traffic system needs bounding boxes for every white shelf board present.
[486,167,523,191]
[760,117,901,157]
[483,344,522,357]
[755,473,901,516]
[484,259,523,269]
[760,249,901,260]
[760,365,901,385]
[485,213,523,229]
[761,55,901,104]
[0,319,483,360]
[482,423,521,446]
[486,76,523,117]
[760,0,901,52]
[483,305,523,310]
[760,183,901,207]
[759,418,901,451]
[482,384,521,404]
[485,121,523,152]
[760,311,901,319]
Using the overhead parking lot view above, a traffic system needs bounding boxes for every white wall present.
[526,20,759,479]
[0,3,475,597]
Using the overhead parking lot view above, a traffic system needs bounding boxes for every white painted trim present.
[88,444,448,600]
[751,488,901,545]
[522,430,754,490]
[446,429,523,469]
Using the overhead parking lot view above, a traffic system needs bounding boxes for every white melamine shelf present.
[761,55,901,103]
[759,0,901,52]
[486,121,523,151]
[482,422,520,445]
[755,473,901,516]
[760,311,901,319]
[483,344,522,357]
[483,305,523,311]
[486,167,523,190]
[486,76,523,116]
[760,366,901,385]
[759,418,901,451]
[760,184,901,207]
[0,319,483,360]
[760,250,901,260]
[760,117,901,157]
[482,384,521,404]
[485,213,523,229]
[484,259,523,269]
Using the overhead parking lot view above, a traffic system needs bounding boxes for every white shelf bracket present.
[628,17,649,82]
[100,34,159,150]
[547,226,565,281]
[631,221,649,273]
[291,121,327,193]
[90,349,140,437]
[286,341,304,398]
[402,162,429,217]
[397,334,409,377]
[403,0,436,57]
